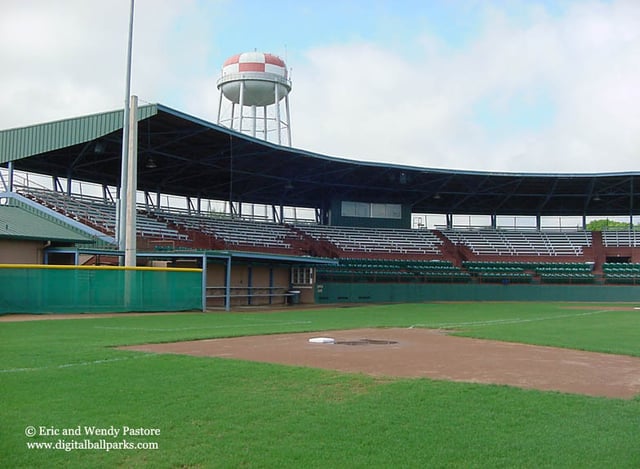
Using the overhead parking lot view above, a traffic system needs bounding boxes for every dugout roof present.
[1,103,638,217]
[0,205,93,243]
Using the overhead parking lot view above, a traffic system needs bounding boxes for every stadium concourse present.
[2,103,640,312]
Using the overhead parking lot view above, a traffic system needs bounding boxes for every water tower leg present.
[216,90,223,124]
[239,81,245,134]
[251,105,257,137]
[284,94,292,146]
[274,83,281,145]
[230,103,236,131]
[263,106,268,141]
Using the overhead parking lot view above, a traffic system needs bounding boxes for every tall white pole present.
[124,96,138,267]
[118,0,135,254]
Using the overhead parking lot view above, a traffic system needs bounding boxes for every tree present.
[586,219,638,231]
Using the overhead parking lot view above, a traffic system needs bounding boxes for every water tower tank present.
[218,52,290,105]
[216,52,292,146]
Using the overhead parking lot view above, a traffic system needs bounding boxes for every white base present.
[308,337,335,344]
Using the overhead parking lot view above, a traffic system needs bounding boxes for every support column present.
[124,95,138,268]
[7,162,14,192]
[225,256,232,312]
[630,178,634,228]
[201,256,207,312]
[269,266,274,305]
[247,265,253,306]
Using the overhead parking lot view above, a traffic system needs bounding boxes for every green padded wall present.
[316,282,640,303]
[0,265,202,314]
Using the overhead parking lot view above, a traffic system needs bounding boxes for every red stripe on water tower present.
[223,53,241,66]
[238,62,266,72]
[264,54,285,67]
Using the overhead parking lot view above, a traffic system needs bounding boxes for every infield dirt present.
[121,327,640,399]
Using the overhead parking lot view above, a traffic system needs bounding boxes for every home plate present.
[308,337,335,344]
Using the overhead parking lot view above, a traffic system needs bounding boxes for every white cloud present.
[0,0,204,128]
[291,1,640,173]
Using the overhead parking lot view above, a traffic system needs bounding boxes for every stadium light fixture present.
[145,156,157,169]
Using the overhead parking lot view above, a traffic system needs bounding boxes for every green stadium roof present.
[0,105,157,164]
[2,103,639,217]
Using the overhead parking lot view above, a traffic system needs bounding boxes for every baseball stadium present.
[2,51,640,467]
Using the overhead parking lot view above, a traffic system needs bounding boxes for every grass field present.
[2,302,640,468]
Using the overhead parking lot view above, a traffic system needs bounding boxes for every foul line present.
[0,354,156,374]
[410,309,614,329]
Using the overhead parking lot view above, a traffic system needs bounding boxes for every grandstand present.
[7,182,637,287]
[3,103,640,311]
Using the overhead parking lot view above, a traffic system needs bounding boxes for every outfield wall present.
[316,282,640,303]
[0,264,203,314]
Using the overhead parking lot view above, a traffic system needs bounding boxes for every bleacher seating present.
[295,224,443,256]
[602,231,640,247]
[155,210,299,251]
[20,187,187,242]
[441,228,591,256]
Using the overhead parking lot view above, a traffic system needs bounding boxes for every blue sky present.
[1,0,638,173]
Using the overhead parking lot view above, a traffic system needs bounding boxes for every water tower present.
[216,51,292,146]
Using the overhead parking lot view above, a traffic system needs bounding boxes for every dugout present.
[200,250,334,310]
[10,246,335,314]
